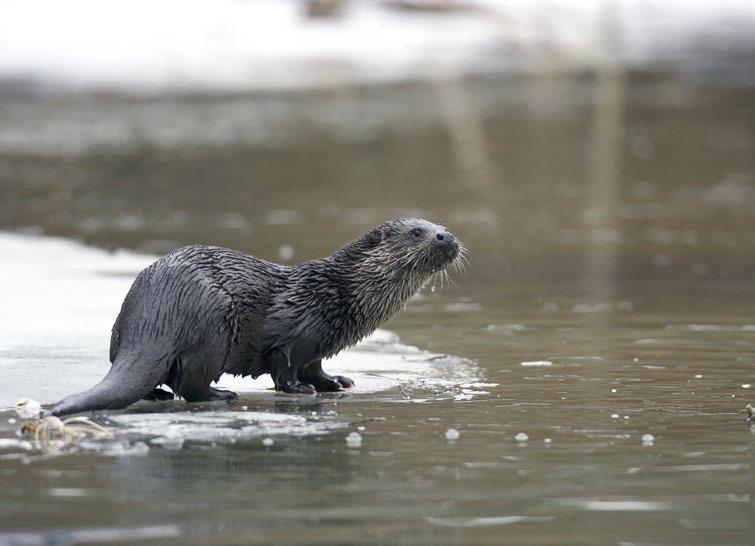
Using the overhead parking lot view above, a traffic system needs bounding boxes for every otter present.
[49,218,463,416]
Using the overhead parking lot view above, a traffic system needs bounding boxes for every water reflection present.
[2,73,753,286]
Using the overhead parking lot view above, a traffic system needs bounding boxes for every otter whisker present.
[450,252,468,277]
[451,256,466,276]
[458,245,471,262]
[430,271,440,292]
[457,252,470,272]
[459,244,470,258]
[443,269,458,288]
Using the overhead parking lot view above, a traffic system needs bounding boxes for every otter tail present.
[49,351,170,417]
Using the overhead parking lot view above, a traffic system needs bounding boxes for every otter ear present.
[365,227,383,248]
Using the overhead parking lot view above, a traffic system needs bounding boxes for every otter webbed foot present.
[208,387,238,402]
[277,381,317,395]
[144,387,175,401]
[311,377,343,392]
[299,364,355,392]
[309,374,355,392]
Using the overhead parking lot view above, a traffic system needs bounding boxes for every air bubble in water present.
[515,432,528,442]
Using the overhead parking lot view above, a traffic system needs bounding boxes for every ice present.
[550,499,670,511]
[0,439,32,450]
[515,432,529,442]
[110,411,340,444]
[424,516,555,527]
[345,432,362,448]
[445,428,460,441]
[14,398,42,419]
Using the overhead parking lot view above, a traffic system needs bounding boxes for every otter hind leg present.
[171,370,238,403]
[300,360,355,392]
[168,335,235,403]
[208,386,238,401]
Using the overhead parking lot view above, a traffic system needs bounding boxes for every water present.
[0,69,754,544]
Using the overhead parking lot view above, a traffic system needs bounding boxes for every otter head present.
[352,218,464,290]
[324,218,467,350]
[382,217,459,272]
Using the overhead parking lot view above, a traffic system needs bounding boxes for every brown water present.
[0,71,753,545]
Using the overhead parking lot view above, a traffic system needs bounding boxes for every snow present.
[0,0,752,93]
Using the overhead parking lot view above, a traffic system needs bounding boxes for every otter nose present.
[436,231,455,246]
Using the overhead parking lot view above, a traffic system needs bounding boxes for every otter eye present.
[411,228,423,238]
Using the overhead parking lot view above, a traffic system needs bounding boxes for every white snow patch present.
[0,0,752,93]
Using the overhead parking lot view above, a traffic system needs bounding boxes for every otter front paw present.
[310,377,343,392]
[279,381,317,395]
[299,370,354,392]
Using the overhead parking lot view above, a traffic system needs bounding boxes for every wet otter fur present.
[50,218,464,416]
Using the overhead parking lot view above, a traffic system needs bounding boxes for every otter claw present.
[334,375,355,389]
